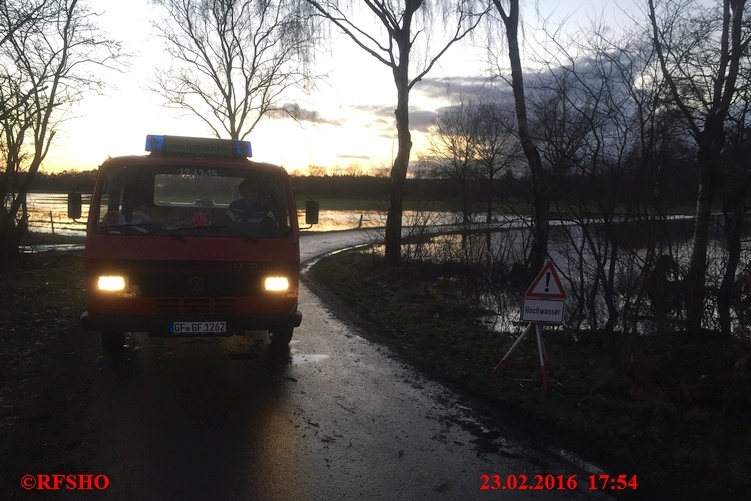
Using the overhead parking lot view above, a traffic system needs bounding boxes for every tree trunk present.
[647,0,748,334]
[603,242,620,333]
[528,168,550,273]
[486,178,493,258]
[384,45,413,265]
[685,146,718,332]
[718,193,746,336]
[0,204,27,269]
[498,0,549,275]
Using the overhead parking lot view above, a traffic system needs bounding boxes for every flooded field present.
[21,191,751,335]
[25,192,389,234]
[388,215,751,335]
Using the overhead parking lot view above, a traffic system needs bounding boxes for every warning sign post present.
[493,262,566,393]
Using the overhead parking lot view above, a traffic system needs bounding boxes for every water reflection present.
[26,192,478,234]
[25,194,750,334]
[374,216,751,335]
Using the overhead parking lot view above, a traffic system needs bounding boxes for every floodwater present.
[24,192,462,235]
[25,192,749,333]
[405,216,751,334]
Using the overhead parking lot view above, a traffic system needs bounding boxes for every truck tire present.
[269,327,293,347]
[101,331,125,356]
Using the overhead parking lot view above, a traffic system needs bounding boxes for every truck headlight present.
[97,275,126,292]
[264,276,289,292]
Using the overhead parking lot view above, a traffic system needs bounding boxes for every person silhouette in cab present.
[224,178,278,232]
[130,185,163,224]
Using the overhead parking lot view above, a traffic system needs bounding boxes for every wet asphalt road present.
[27,231,611,500]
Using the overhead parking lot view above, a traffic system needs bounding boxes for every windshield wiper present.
[113,222,187,243]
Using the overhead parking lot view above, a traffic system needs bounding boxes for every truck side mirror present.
[68,192,82,219]
[305,201,319,225]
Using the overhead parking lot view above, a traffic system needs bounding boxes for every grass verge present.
[306,249,751,501]
[19,230,86,246]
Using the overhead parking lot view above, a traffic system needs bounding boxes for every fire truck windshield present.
[94,165,291,238]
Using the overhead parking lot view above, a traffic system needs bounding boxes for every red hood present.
[84,234,299,264]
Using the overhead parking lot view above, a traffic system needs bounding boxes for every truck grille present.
[155,297,235,315]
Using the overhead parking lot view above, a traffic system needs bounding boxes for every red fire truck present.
[68,135,318,353]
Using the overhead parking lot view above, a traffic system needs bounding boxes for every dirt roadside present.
[0,250,111,497]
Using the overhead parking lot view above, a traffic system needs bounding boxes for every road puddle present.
[290,352,330,365]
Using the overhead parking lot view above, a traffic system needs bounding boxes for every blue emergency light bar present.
[145,135,252,157]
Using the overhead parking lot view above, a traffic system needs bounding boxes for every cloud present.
[409,110,438,132]
[351,104,392,119]
[337,154,371,160]
[417,76,497,100]
[350,104,436,133]
[266,103,343,125]
[417,75,513,103]
[270,100,437,133]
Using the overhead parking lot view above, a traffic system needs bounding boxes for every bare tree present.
[422,96,518,247]
[151,0,318,141]
[0,0,46,48]
[301,0,488,264]
[0,0,123,268]
[489,0,549,275]
[648,0,749,333]
[344,163,363,176]
[420,99,481,224]
[523,37,627,332]
[472,100,519,253]
[717,94,751,336]
[307,164,328,176]
[514,15,701,335]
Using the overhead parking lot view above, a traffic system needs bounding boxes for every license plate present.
[170,321,226,334]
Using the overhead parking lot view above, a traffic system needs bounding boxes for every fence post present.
[49,211,55,235]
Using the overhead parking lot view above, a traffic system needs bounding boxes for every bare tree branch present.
[301,0,488,263]
[150,0,319,141]
[0,0,125,267]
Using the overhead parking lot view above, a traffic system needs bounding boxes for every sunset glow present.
[40,0,637,175]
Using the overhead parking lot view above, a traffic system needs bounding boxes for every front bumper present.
[80,310,302,335]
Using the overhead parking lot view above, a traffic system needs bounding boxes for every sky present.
[40,0,641,175]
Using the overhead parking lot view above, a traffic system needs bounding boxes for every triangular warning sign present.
[525,262,566,299]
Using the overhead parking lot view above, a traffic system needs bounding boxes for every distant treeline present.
[291,163,699,210]
[27,169,99,192]
[24,166,698,209]
[26,169,534,204]
[290,174,532,204]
